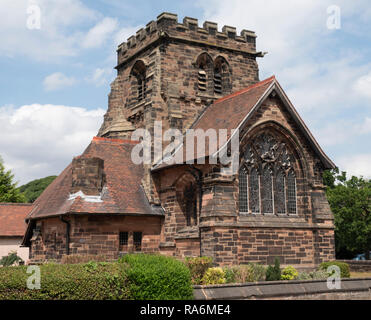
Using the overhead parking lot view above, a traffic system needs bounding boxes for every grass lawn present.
[350,272,371,278]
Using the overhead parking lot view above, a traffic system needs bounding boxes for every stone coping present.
[194,278,371,300]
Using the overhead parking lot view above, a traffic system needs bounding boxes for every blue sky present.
[0,0,370,185]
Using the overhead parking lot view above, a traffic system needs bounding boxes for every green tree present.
[0,157,26,203]
[324,169,371,260]
[18,176,57,203]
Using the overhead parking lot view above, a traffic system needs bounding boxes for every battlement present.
[116,12,260,68]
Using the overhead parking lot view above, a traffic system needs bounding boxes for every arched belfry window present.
[196,53,213,94]
[130,60,147,103]
[214,57,231,95]
[239,132,298,216]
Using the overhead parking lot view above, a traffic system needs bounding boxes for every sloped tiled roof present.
[153,75,335,171]
[153,76,275,170]
[27,137,161,220]
[0,203,33,236]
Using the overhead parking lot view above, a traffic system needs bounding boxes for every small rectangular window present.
[119,232,128,246]
[133,232,142,251]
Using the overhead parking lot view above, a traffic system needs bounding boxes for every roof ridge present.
[92,136,140,145]
[214,75,275,105]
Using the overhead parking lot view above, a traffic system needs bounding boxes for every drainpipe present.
[59,216,70,255]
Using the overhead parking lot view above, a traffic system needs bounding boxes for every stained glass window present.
[250,168,260,214]
[275,171,286,214]
[287,170,297,214]
[261,166,274,214]
[239,167,249,213]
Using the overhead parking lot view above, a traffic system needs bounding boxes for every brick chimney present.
[71,157,105,195]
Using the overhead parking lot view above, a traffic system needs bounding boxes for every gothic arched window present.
[249,168,260,214]
[184,183,197,226]
[287,170,297,214]
[214,57,231,95]
[238,132,298,216]
[275,170,286,214]
[261,166,273,214]
[238,167,249,213]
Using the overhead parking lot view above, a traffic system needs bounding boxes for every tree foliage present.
[0,157,26,203]
[18,176,57,203]
[324,168,371,260]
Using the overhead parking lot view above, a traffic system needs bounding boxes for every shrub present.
[222,264,266,284]
[309,270,329,280]
[0,251,24,267]
[0,262,128,300]
[185,256,213,285]
[265,257,281,281]
[281,266,298,280]
[248,263,266,282]
[119,254,193,300]
[202,267,226,285]
[319,261,350,279]
[297,272,312,280]
[223,266,237,283]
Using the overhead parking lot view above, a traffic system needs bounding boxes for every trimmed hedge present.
[120,254,193,300]
[0,262,128,300]
[0,254,194,300]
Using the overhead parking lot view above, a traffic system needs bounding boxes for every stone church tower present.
[24,13,336,267]
[97,12,262,204]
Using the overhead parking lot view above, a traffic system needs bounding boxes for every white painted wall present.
[0,237,29,263]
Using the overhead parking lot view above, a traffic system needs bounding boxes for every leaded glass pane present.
[250,168,260,214]
[238,168,249,213]
[261,166,273,214]
[275,171,286,214]
[287,170,297,214]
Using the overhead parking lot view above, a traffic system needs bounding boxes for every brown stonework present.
[25,13,336,268]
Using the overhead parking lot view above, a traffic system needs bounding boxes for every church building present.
[23,13,336,267]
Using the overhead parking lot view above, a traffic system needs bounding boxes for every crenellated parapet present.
[116,12,261,68]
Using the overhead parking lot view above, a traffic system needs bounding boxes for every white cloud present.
[0,104,105,185]
[43,72,77,91]
[337,154,371,179]
[82,17,118,49]
[353,72,371,99]
[85,68,114,87]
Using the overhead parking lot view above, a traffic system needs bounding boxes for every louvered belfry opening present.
[213,67,222,94]
[198,68,207,91]
[130,60,147,104]
[196,52,213,94]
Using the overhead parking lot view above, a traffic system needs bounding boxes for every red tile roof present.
[27,137,161,220]
[0,203,33,236]
[153,76,275,169]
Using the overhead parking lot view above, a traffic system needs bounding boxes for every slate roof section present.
[0,203,33,236]
[26,137,162,220]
